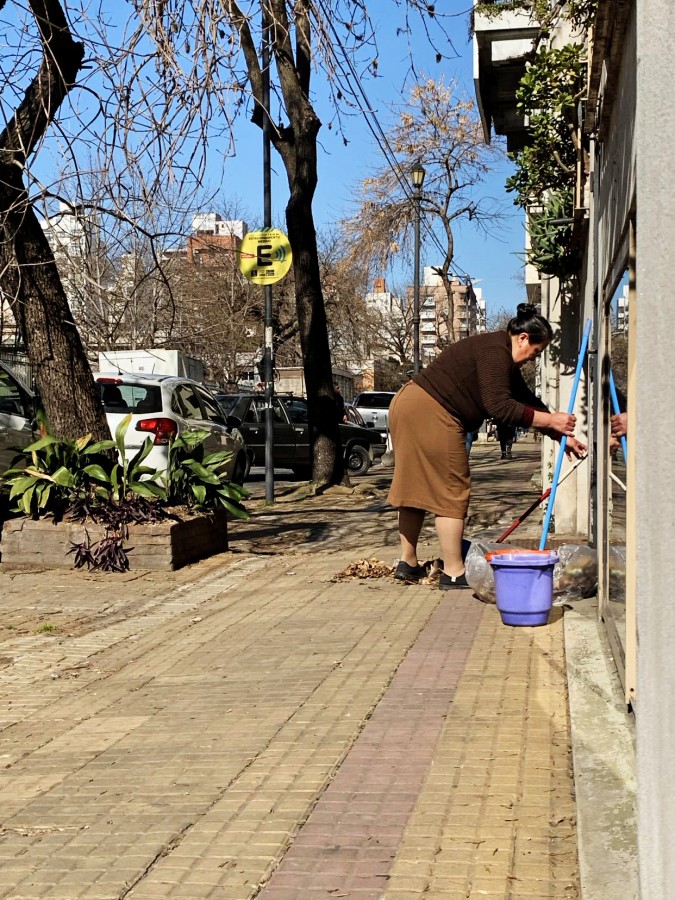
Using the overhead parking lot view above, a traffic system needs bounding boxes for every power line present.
[317,0,471,288]
[314,2,475,287]
[314,0,416,203]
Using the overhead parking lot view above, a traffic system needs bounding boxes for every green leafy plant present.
[506,43,586,208]
[166,429,250,519]
[527,189,579,277]
[106,414,166,503]
[1,415,250,571]
[1,412,165,519]
[2,411,116,519]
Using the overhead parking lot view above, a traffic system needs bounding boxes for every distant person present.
[387,303,586,590]
[465,430,479,456]
[497,422,516,460]
[333,384,347,423]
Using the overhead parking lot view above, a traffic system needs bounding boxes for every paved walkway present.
[0,440,580,899]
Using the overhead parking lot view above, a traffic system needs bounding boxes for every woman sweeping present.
[388,304,587,589]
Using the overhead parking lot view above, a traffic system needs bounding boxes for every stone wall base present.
[0,512,228,571]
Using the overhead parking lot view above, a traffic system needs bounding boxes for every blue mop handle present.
[609,369,628,463]
[539,318,592,550]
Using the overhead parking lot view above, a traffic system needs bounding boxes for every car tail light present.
[135,417,178,445]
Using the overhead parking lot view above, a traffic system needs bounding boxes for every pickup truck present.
[352,391,396,439]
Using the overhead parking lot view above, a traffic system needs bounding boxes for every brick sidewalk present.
[0,440,579,899]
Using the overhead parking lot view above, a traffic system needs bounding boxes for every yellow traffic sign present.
[239,229,293,285]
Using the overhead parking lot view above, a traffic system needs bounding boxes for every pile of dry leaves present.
[332,557,442,583]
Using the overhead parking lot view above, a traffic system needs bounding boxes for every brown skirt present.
[386,381,471,518]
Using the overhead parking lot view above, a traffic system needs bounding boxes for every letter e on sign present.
[239,229,292,285]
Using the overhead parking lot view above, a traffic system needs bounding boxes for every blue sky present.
[12,2,525,317]
[213,9,526,316]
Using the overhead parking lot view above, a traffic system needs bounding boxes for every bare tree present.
[343,78,504,344]
[0,1,456,463]
[38,190,189,355]
[126,1,455,483]
[0,0,109,438]
[168,247,300,386]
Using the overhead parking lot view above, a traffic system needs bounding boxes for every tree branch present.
[0,0,84,162]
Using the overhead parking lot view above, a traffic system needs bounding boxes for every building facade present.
[474,0,675,894]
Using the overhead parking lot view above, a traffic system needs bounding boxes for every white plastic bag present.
[464,541,500,604]
[552,544,598,605]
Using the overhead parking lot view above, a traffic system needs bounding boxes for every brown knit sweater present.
[413,330,548,431]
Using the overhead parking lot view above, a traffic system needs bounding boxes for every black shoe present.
[439,572,469,590]
[394,561,427,583]
[500,453,507,460]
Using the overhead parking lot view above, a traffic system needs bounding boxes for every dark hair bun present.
[516,303,537,320]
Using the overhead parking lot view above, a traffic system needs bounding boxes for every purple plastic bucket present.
[487,551,559,627]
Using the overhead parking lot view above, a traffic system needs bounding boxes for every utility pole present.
[262,4,274,503]
[411,162,426,374]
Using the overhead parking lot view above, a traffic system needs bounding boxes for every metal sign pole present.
[262,5,274,504]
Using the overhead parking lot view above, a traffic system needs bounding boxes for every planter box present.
[0,512,228,571]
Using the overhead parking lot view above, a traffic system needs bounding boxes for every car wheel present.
[345,443,370,476]
[232,452,248,485]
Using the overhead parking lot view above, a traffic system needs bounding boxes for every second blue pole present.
[539,318,592,550]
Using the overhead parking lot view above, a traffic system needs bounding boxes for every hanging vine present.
[567,0,599,30]
[474,0,598,30]
[474,0,549,19]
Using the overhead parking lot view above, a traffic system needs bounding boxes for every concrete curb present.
[564,598,638,898]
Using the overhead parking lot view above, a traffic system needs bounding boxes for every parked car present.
[216,393,386,476]
[0,360,38,473]
[352,391,396,438]
[95,373,252,484]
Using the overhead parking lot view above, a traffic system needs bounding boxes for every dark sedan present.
[216,393,385,476]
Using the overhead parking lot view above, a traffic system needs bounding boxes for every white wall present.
[635,1,675,895]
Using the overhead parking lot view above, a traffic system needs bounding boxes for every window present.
[243,403,259,424]
[195,387,224,423]
[172,385,203,420]
[356,393,394,409]
[98,383,162,414]
[0,370,29,418]
[252,398,288,423]
[285,399,308,424]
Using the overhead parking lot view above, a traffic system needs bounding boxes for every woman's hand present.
[611,412,627,438]
[548,411,577,436]
[565,436,588,460]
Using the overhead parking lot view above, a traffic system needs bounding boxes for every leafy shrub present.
[506,44,586,209]
[1,412,165,519]
[167,429,249,519]
[527,189,579,278]
[1,415,249,571]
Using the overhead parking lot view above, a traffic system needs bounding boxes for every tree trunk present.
[0,171,110,441]
[0,0,109,441]
[285,135,343,484]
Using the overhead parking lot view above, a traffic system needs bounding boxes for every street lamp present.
[411,162,426,374]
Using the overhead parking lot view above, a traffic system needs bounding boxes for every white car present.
[95,372,251,483]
